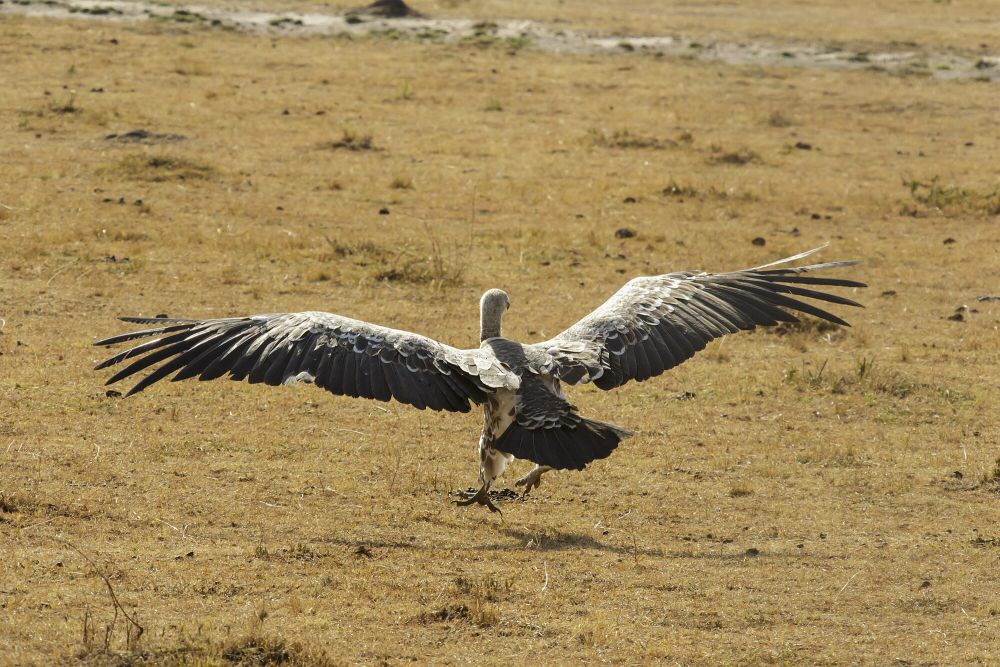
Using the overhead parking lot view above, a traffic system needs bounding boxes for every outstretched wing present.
[528,246,866,390]
[94,311,519,412]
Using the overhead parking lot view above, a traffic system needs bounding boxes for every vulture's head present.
[479,289,510,340]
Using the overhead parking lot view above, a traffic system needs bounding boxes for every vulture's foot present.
[515,465,552,497]
[452,485,502,514]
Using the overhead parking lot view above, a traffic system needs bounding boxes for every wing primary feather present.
[95,330,194,370]
[119,316,199,325]
[95,323,197,347]
[732,282,851,326]
[354,354,374,400]
[199,329,260,381]
[105,331,215,386]
[257,338,294,385]
[755,274,867,288]
[761,282,864,307]
[171,331,245,382]
[338,344,358,396]
[123,339,221,396]
[368,355,392,402]
[644,328,677,370]
[710,285,792,325]
[396,368,427,410]
[630,335,654,381]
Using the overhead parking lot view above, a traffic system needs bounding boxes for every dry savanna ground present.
[1,6,999,665]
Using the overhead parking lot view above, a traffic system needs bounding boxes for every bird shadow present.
[496,526,665,557]
[315,526,664,557]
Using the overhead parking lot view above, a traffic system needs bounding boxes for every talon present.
[452,485,502,515]
[515,466,548,497]
[485,498,502,515]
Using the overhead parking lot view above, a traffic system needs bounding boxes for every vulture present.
[95,246,864,513]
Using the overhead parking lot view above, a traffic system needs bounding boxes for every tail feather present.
[495,417,632,470]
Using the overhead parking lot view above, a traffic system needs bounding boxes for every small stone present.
[614,228,636,239]
[751,237,766,246]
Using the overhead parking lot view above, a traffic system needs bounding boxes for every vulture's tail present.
[495,417,632,471]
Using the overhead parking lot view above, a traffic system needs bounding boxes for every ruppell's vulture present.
[95,246,864,513]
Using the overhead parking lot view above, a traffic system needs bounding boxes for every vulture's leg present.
[452,484,501,514]
[452,438,508,514]
[515,465,553,496]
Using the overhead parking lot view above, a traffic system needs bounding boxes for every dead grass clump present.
[73,635,333,666]
[220,635,335,666]
[319,238,387,261]
[317,235,463,286]
[770,318,841,337]
[904,177,1000,216]
[767,111,794,127]
[784,357,917,399]
[319,129,377,151]
[454,574,512,602]
[661,180,699,198]
[68,5,124,16]
[0,492,34,520]
[373,254,464,286]
[390,176,413,189]
[48,94,81,115]
[460,34,531,52]
[796,442,864,467]
[767,317,845,352]
[982,458,1000,494]
[708,147,761,165]
[419,575,510,627]
[151,9,211,25]
[1,493,22,514]
[112,153,215,182]
[419,603,472,624]
[587,128,675,150]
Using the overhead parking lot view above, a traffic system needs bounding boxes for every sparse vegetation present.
[708,146,761,165]
[319,129,377,151]
[767,111,794,127]
[587,127,674,150]
[110,153,215,181]
[905,176,1000,216]
[1,9,998,667]
[661,180,699,198]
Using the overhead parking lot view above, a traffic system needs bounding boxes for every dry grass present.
[1,8,999,666]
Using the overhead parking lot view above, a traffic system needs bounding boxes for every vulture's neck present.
[480,306,503,342]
